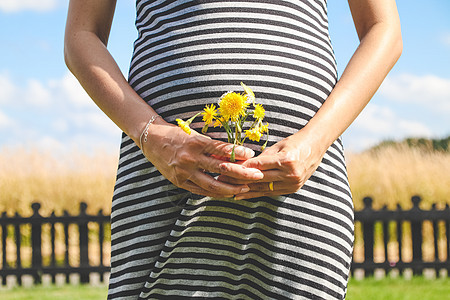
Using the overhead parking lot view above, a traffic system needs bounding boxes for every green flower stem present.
[261,128,269,151]
[221,119,233,143]
[230,143,236,162]
[235,121,242,145]
[240,118,259,145]
[186,112,202,124]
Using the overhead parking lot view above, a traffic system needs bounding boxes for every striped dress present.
[108,0,354,299]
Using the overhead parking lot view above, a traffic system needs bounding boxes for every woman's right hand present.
[141,120,264,198]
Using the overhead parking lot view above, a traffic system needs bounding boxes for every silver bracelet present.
[139,115,161,149]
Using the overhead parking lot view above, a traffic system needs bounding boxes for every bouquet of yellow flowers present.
[176,82,269,162]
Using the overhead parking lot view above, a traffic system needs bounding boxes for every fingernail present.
[245,148,255,157]
[219,163,228,172]
[240,186,250,193]
[234,195,244,201]
[252,170,264,179]
[235,146,254,157]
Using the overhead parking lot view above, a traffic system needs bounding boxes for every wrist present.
[291,124,331,158]
[127,113,166,148]
[138,115,162,148]
[140,119,177,154]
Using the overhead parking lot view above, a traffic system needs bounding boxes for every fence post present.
[362,197,375,277]
[79,202,89,283]
[1,211,7,285]
[410,196,423,275]
[381,206,389,272]
[63,210,70,284]
[396,204,403,271]
[31,203,42,284]
[14,213,22,285]
[446,204,450,275]
[98,210,104,271]
[431,204,439,266]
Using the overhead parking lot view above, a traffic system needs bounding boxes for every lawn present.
[1,277,450,299]
[0,284,108,300]
[347,276,450,300]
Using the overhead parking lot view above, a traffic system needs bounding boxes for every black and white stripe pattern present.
[108,0,354,299]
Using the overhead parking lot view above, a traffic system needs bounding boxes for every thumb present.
[207,140,255,161]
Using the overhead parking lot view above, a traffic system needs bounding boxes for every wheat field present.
[0,145,448,268]
[0,147,118,216]
[347,145,450,211]
[0,144,449,216]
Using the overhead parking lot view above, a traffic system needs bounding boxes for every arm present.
[227,0,403,199]
[64,0,263,198]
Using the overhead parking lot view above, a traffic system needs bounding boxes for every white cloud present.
[441,32,450,48]
[70,111,117,136]
[0,72,53,108]
[344,103,434,151]
[353,104,433,137]
[0,72,16,105]
[52,118,69,132]
[397,120,432,136]
[0,72,121,155]
[0,110,14,130]
[380,73,450,113]
[0,0,58,13]
[50,73,94,109]
[25,79,52,107]
[34,135,65,153]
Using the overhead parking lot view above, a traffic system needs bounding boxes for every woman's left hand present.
[217,133,326,200]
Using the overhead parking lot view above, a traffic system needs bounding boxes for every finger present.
[241,155,283,171]
[218,162,264,180]
[182,181,235,198]
[247,179,300,192]
[205,140,255,160]
[199,156,263,181]
[191,171,251,195]
[218,169,287,185]
[209,154,248,164]
[217,174,256,185]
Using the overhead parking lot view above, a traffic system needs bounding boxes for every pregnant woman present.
[65,0,402,299]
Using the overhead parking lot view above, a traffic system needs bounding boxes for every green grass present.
[1,277,450,299]
[0,284,107,300]
[347,276,450,300]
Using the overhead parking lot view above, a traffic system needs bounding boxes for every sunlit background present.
[0,0,449,155]
[0,3,449,297]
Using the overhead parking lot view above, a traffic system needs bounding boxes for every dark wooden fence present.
[0,202,110,285]
[0,196,449,286]
[352,196,450,277]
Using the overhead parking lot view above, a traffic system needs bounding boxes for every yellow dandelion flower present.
[218,92,249,122]
[259,122,269,133]
[240,82,255,104]
[202,104,217,125]
[176,118,192,135]
[253,103,265,120]
[245,127,263,142]
[213,117,224,128]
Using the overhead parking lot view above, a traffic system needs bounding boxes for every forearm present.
[64,30,161,145]
[298,20,402,154]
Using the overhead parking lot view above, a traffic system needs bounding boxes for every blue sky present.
[0,0,449,155]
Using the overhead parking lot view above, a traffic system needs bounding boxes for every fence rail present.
[0,202,110,285]
[352,196,450,276]
[0,196,449,285]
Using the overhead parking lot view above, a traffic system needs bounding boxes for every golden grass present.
[346,144,450,211]
[0,144,448,267]
[346,144,450,262]
[0,147,118,216]
[1,144,449,216]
